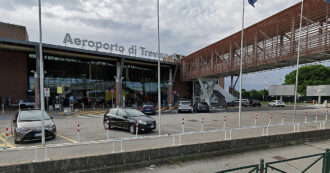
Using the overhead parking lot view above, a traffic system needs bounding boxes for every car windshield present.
[200,102,208,105]
[181,101,190,105]
[18,110,51,121]
[126,109,145,117]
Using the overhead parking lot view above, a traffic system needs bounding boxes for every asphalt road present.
[0,105,328,166]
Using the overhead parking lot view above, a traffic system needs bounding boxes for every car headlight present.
[46,123,56,129]
[138,120,147,125]
[17,127,29,132]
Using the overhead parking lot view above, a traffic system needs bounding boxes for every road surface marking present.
[57,134,77,143]
[0,134,16,148]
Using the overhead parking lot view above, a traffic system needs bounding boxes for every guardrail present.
[216,149,330,173]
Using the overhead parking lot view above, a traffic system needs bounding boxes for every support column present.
[219,77,224,89]
[115,62,120,107]
[168,68,173,106]
[192,81,195,105]
[229,76,234,95]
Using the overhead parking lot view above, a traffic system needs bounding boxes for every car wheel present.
[129,124,136,134]
[14,137,21,144]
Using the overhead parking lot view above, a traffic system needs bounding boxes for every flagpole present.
[239,0,245,128]
[157,0,161,135]
[293,0,304,124]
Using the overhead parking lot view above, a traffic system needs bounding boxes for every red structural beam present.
[181,0,330,81]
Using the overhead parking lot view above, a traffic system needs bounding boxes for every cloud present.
[1,0,328,90]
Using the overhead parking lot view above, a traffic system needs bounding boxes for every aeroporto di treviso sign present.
[63,33,169,59]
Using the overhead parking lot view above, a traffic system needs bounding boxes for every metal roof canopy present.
[0,38,177,68]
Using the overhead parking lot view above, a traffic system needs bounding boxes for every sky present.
[0,0,328,91]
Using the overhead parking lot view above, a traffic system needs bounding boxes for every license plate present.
[150,125,155,128]
[34,133,41,137]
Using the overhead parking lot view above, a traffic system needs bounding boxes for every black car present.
[140,103,156,115]
[193,102,210,113]
[250,99,261,107]
[103,108,156,134]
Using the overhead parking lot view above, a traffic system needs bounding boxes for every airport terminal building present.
[0,22,191,108]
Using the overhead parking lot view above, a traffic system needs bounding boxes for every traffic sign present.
[57,87,62,94]
[44,88,50,97]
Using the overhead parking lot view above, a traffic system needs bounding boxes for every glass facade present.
[27,54,169,108]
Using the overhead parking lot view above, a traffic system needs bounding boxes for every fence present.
[216,149,330,173]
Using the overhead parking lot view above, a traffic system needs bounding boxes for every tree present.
[284,65,330,96]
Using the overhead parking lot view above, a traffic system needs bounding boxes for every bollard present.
[201,117,204,131]
[322,121,325,129]
[77,124,80,143]
[316,111,319,122]
[106,121,110,141]
[136,120,139,136]
[112,140,115,153]
[120,139,124,152]
[1,105,4,115]
[4,128,8,149]
[268,113,272,126]
[305,112,308,123]
[182,117,185,133]
[223,115,227,130]
[33,148,38,162]
[326,111,328,122]
[282,112,285,125]
[255,113,258,127]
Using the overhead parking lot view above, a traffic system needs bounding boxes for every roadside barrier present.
[4,128,8,149]
[136,120,139,136]
[268,113,272,126]
[182,117,185,133]
[201,117,204,131]
[255,113,258,127]
[106,121,110,141]
[77,124,80,143]
[305,112,308,123]
[281,112,285,125]
[326,111,328,121]
[223,115,227,130]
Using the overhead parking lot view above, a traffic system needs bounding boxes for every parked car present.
[268,100,285,107]
[103,108,156,134]
[177,100,192,113]
[19,100,35,108]
[250,99,261,107]
[227,99,250,107]
[193,102,210,113]
[140,103,156,115]
[11,109,57,144]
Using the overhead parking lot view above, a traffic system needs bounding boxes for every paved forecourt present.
[0,106,328,165]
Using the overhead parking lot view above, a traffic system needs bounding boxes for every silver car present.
[178,101,192,113]
[268,100,286,107]
[11,110,56,144]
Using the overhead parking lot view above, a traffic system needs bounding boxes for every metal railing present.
[216,149,330,173]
